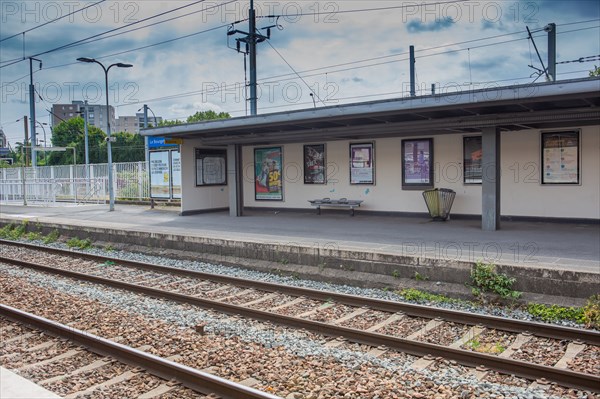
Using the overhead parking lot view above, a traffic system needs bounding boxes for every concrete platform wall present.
[7,221,598,300]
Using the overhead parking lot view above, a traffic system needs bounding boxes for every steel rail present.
[1,239,597,345]
[0,304,282,399]
[1,255,598,392]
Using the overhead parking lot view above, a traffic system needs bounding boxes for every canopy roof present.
[143,77,600,146]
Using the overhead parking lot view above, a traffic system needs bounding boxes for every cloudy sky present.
[1,0,599,146]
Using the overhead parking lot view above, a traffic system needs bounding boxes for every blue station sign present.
[148,137,180,149]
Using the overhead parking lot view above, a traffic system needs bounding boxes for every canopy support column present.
[482,126,501,231]
[228,144,244,217]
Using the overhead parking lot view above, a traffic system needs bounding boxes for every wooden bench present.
[308,198,363,216]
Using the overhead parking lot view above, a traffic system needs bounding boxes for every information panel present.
[542,131,580,184]
[150,150,170,199]
[171,150,181,199]
[350,143,374,185]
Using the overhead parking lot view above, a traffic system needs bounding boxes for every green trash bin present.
[422,188,456,221]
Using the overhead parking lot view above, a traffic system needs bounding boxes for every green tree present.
[112,132,145,162]
[9,141,30,166]
[158,110,231,126]
[47,117,107,165]
[186,110,230,123]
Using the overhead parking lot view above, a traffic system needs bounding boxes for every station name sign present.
[148,137,182,148]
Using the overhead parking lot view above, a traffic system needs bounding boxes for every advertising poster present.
[304,144,326,184]
[149,150,170,199]
[350,143,374,184]
[402,138,433,187]
[542,131,579,184]
[171,150,181,199]
[255,147,283,201]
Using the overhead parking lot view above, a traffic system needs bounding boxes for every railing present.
[0,161,150,204]
[0,178,108,205]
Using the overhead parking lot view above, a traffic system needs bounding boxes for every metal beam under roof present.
[142,77,600,146]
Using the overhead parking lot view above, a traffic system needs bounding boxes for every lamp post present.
[138,105,158,173]
[77,58,133,211]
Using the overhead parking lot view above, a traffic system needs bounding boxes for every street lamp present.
[35,121,48,164]
[77,57,133,211]
[35,121,47,147]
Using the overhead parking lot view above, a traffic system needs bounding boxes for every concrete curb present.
[1,218,597,301]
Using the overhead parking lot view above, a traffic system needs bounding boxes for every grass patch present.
[465,338,506,354]
[0,221,28,240]
[26,231,43,241]
[66,237,92,250]
[43,229,60,244]
[398,288,470,305]
[526,303,585,324]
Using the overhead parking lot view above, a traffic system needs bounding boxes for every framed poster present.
[304,144,326,184]
[402,138,433,189]
[463,136,482,184]
[149,150,171,199]
[255,147,283,201]
[196,149,227,186]
[541,131,580,184]
[350,143,375,184]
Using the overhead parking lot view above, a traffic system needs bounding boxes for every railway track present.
[0,239,599,394]
[0,305,281,399]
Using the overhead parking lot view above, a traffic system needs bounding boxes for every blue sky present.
[1,0,599,146]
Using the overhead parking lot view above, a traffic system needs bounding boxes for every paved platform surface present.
[0,366,61,398]
[0,203,598,273]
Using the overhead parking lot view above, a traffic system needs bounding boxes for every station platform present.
[0,203,598,303]
[0,366,61,398]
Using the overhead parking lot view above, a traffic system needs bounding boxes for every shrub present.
[583,294,600,329]
[470,261,521,300]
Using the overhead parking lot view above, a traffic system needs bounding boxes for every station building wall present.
[180,138,229,214]
[239,125,600,220]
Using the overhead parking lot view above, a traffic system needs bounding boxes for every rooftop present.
[142,77,600,146]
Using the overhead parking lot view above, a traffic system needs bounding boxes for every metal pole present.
[20,146,26,206]
[83,100,90,196]
[29,58,37,168]
[72,147,77,203]
[143,105,149,195]
[83,100,89,167]
[23,116,29,166]
[249,0,257,116]
[77,58,132,211]
[409,45,416,97]
[104,67,115,211]
[547,23,556,82]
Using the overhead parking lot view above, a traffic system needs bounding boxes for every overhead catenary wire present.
[0,0,107,44]
[0,0,227,70]
[2,0,597,123]
[257,0,470,19]
[113,25,598,108]
[265,40,326,106]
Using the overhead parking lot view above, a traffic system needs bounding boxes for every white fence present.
[0,161,149,205]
